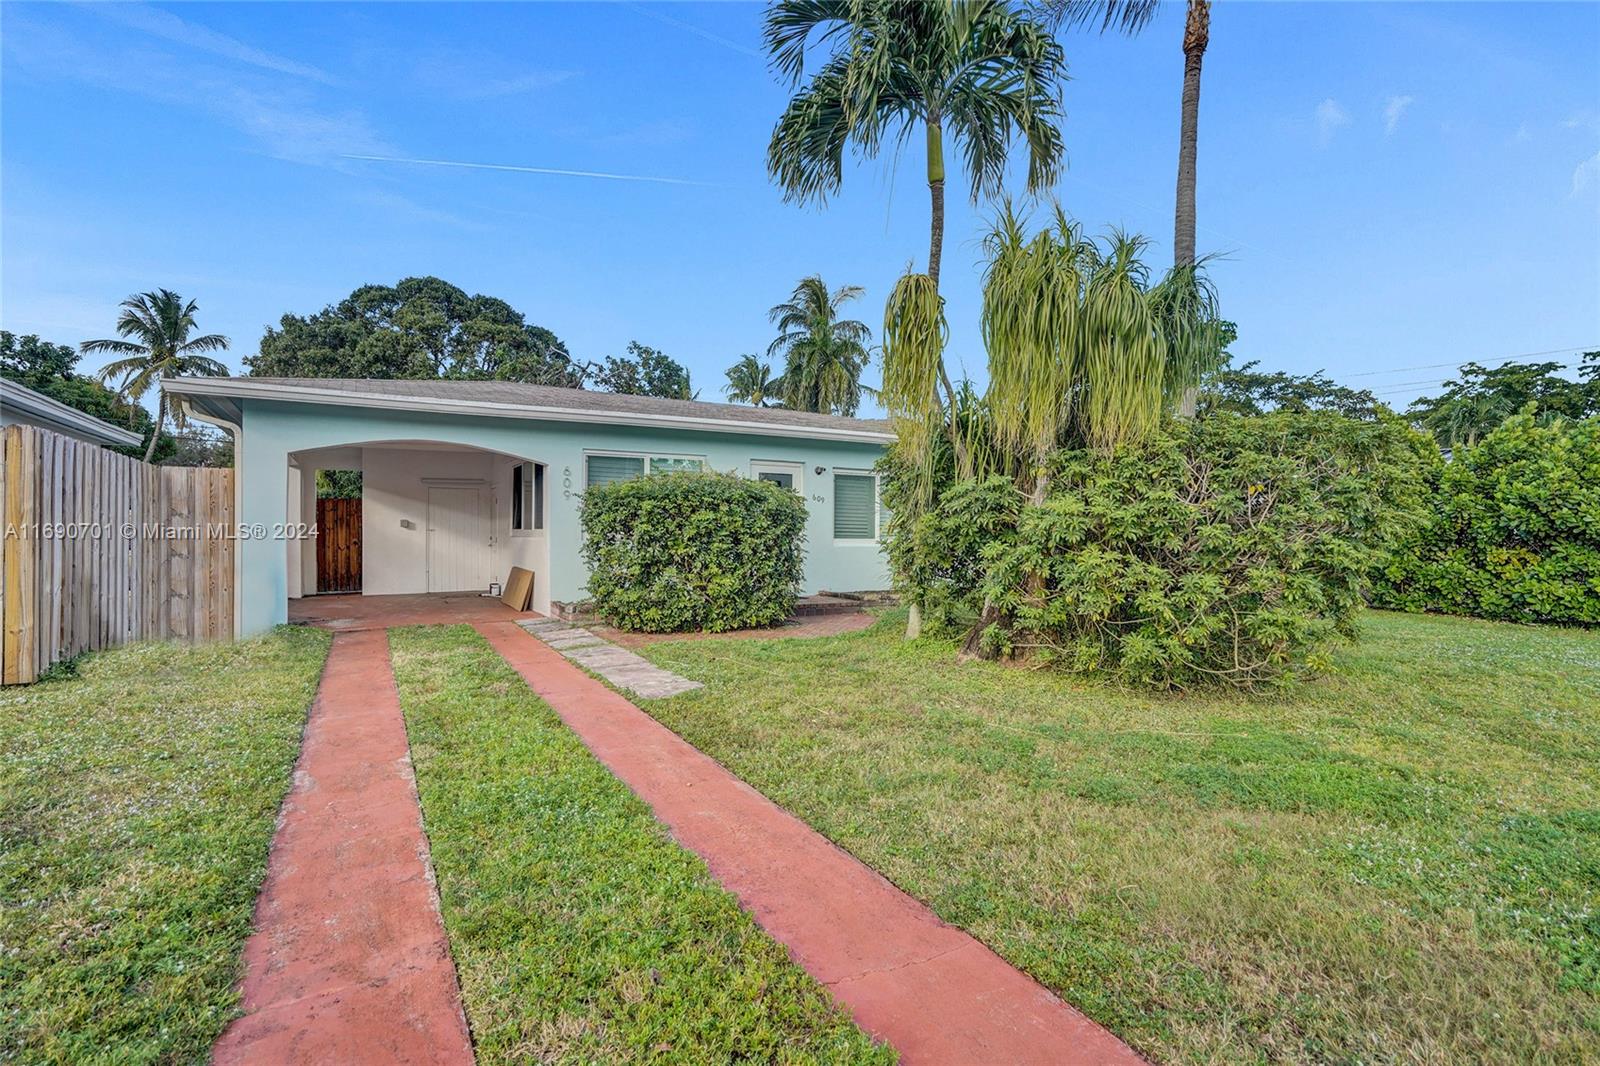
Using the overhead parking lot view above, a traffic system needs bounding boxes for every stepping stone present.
[512,621,704,700]
[528,626,594,643]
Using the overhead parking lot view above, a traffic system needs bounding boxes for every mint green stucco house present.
[163,377,894,636]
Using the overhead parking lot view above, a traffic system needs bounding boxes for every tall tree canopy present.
[591,342,695,400]
[723,354,782,407]
[1406,359,1597,448]
[766,0,1066,288]
[1198,357,1387,421]
[767,276,873,416]
[82,289,230,462]
[247,276,582,387]
[1,331,159,459]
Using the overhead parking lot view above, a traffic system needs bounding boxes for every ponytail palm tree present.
[723,354,783,407]
[982,206,1172,501]
[82,290,230,461]
[767,275,873,416]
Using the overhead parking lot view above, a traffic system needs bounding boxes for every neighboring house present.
[162,377,895,636]
[1,378,143,449]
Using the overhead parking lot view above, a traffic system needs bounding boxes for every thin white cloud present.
[1562,111,1600,134]
[342,154,716,187]
[622,2,762,59]
[1383,95,1415,136]
[3,14,388,165]
[1573,149,1600,197]
[468,70,577,98]
[1316,98,1350,146]
[348,190,492,231]
[411,54,577,100]
[594,119,695,148]
[222,89,392,163]
[92,3,336,84]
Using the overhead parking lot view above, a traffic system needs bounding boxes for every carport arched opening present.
[286,438,552,618]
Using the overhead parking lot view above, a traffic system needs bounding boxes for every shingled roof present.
[164,376,894,441]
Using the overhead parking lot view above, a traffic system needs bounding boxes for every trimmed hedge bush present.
[893,413,1431,688]
[1373,413,1600,625]
[580,471,807,632]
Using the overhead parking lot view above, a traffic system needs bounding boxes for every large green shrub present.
[893,413,1430,687]
[1374,414,1600,624]
[580,471,807,632]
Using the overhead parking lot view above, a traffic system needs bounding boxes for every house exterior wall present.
[236,398,891,636]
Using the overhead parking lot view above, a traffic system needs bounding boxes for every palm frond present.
[1035,0,1161,35]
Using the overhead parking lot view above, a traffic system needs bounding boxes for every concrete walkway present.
[213,630,474,1066]
[475,621,1143,1066]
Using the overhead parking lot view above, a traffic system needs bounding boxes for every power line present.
[1342,346,1596,379]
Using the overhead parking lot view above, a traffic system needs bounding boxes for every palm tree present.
[766,0,1065,410]
[82,290,230,461]
[724,354,783,407]
[1043,0,1212,414]
[767,276,873,416]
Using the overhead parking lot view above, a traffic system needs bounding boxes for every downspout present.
[175,395,244,639]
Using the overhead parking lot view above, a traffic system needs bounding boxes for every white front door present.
[426,486,491,592]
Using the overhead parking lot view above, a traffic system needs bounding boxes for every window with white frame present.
[833,470,880,540]
[584,451,706,489]
[511,461,544,532]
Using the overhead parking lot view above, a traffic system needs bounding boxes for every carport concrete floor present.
[289,591,537,631]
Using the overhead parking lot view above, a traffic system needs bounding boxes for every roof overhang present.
[0,378,144,447]
[163,378,897,445]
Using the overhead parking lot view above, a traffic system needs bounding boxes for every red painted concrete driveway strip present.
[476,620,1143,1066]
[213,629,474,1066]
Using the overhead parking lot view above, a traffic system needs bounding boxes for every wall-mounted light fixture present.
[814,466,826,475]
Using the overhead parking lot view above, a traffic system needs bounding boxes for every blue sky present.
[2,1,1597,414]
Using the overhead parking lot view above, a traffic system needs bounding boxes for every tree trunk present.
[1174,0,1209,419]
[927,116,945,288]
[143,391,164,463]
[924,116,969,474]
[907,114,950,643]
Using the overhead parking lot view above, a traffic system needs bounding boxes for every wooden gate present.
[315,497,362,593]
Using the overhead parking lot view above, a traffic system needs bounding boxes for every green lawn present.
[389,625,893,1065]
[0,628,330,1065]
[634,609,1600,1064]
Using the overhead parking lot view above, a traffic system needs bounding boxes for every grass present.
[634,609,1600,1064]
[0,628,331,1065]
[388,625,894,1064]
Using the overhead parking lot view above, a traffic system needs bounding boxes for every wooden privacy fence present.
[2,423,235,685]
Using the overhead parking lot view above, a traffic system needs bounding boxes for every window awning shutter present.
[833,474,876,539]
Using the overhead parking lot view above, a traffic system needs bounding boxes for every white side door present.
[426,486,491,592]
[750,460,805,495]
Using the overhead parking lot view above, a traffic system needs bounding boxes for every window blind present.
[834,474,877,539]
[586,454,646,488]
